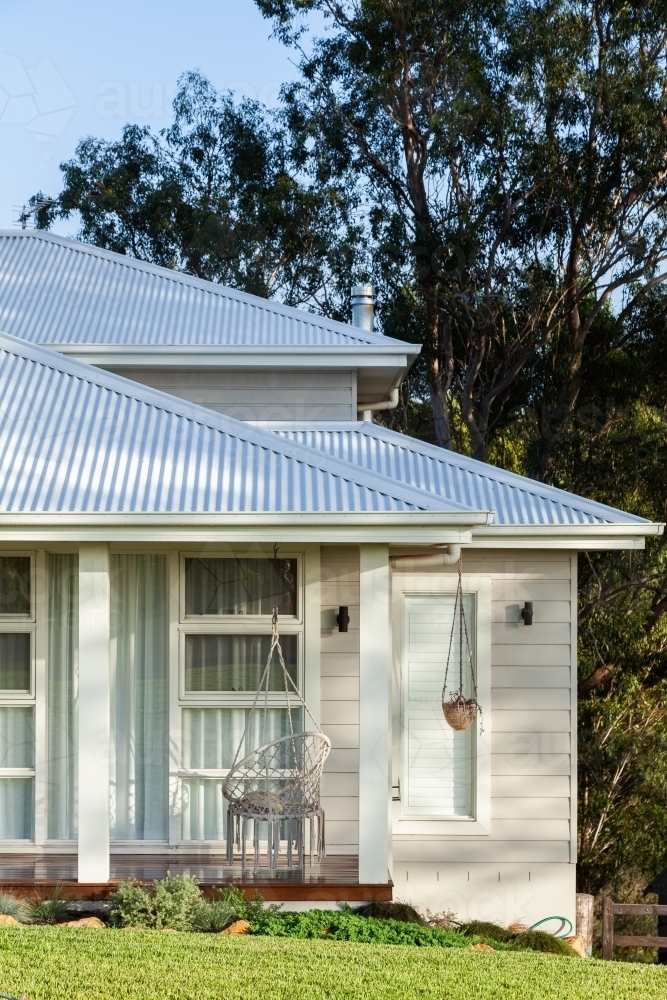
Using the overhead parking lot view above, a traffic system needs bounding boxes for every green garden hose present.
[530,916,573,937]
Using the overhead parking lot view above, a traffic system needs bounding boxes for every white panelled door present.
[402,595,474,819]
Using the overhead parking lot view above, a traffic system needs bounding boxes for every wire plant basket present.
[442,555,483,733]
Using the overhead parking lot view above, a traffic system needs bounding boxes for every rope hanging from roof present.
[442,554,483,733]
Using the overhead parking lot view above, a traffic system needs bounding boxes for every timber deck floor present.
[0,854,392,901]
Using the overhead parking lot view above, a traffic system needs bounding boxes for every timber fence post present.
[576,893,594,957]
[602,897,614,960]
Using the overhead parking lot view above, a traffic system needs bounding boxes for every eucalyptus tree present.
[256,0,667,465]
[32,71,362,316]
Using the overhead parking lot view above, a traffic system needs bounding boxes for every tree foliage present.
[34,71,362,317]
[257,0,667,467]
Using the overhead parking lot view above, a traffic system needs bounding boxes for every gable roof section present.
[0,231,417,354]
[0,333,484,530]
[269,422,658,539]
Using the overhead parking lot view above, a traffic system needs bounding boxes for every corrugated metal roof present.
[0,333,478,516]
[0,231,416,351]
[270,422,649,526]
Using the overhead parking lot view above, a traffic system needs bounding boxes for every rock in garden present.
[0,914,21,926]
[64,916,106,928]
[219,920,251,935]
[564,935,586,957]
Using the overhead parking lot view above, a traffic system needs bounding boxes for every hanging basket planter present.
[441,554,482,734]
[442,694,479,731]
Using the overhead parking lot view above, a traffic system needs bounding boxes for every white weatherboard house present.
[0,230,660,927]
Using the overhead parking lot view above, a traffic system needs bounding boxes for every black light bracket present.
[336,605,350,632]
[520,601,533,626]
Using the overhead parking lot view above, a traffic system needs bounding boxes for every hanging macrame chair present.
[442,555,482,732]
[222,609,331,872]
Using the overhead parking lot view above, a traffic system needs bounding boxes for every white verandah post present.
[77,542,110,883]
[358,543,391,884]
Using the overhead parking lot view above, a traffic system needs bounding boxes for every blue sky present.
[0,0,302,230]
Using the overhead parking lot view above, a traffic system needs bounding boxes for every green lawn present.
[1,927,666,1000]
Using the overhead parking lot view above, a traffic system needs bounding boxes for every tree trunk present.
[425,293,454,449]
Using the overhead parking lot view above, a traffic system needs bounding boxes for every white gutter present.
[358,387,399,421]
[391,543,461,568]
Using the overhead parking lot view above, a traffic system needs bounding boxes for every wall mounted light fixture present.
[520,601,533,626]
[336,606,350,632]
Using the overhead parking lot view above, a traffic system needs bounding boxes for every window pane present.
[185,558,297,616]
[0,778,33,839]
[0,707,34,768]
[0,633,30,691]
[182,707,296,769]
[184,634,297,693]
[181,778,226,841]
[0,558,30,616]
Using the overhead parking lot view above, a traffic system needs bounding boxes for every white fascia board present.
[0,518,478,545]
[48,344,420,368]
[471,522,664,549]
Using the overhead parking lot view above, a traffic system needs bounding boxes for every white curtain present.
[0,705,34,840]
[0,778,33,839]
[47,553,78,840]
[181,707,292,842]
[110,554,168,841]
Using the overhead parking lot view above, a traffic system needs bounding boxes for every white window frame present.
[391,571,491,836]
[179,552,302,624]
[174,548,310,845]
[0,551,38,844]
[0,625,35,701]
[0,552,36,623]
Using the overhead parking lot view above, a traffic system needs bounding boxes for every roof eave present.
[48,344,422,364]
[472,522,664,550]
[0,511,489,544]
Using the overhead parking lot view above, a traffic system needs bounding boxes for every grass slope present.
[0,928,666,1000]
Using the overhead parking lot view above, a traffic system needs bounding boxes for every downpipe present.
[390,543,461,569]
[358,387,399,421]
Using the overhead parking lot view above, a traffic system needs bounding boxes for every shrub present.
[110,875,203,931]
[192,898,237,933]
[0,890,31,923]
[109,881,153,928]
[460,921,512,943]
[30,883,71,925]
[151,875,202,931]
[424,908,457,929]
[109,876,267,932]
[355,901,424,924]
[459,920,579,956]
[251,909,469,947]
[509,930,578,957]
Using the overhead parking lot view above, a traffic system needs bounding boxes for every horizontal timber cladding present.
[106,367,357,421]
[391,840,571,863]
[390,549,575,864]
[320,546,361,855]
